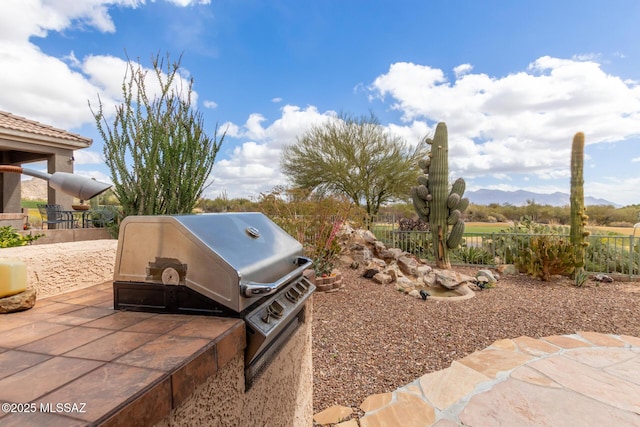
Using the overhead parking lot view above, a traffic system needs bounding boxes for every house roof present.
[0,111,92,149]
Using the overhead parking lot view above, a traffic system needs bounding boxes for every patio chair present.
[89,206,116,228]
[37,204,75,229]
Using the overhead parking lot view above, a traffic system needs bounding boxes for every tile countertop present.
[0,282,246,426]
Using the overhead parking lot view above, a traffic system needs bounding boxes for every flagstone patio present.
[314,332,640,426]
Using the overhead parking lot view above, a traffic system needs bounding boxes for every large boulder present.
[435,270,476,289]
[349,243,373,265]
[397,255,419,276]
[476,269,498,283]
[372,272,393,285]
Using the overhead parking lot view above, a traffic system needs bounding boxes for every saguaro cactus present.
[411,122,468,269]
[570,132,590,278]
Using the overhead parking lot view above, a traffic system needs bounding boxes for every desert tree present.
[90,53,224,218]
[281,113,426,217]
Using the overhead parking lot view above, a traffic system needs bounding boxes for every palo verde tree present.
[281,112,426,217]
[91,53,224,217]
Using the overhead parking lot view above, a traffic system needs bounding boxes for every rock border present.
[333,224,507,301]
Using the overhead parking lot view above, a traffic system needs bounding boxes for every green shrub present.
[452,241,494,265]
[586,237,640,275]
[516,235,575,281]
[255,187,365,276]
[392,231,431,259]
[0,226,42,248]
[491,219,575,280]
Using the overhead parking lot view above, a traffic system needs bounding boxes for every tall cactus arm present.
[570,132,588,276]
[411,122,469,269]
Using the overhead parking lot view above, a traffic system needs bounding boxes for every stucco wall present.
[155,301,314,427]
[0,239,117,297]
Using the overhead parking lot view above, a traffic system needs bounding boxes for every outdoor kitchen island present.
[0,280,313,426]
[0,214,316,427]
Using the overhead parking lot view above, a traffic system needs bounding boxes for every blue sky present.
[1,0,639,206]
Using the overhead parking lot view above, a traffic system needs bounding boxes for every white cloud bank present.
[365,57,640,204]
[1,0,639,206]
[210,56,640,204]
[0,0,205,178]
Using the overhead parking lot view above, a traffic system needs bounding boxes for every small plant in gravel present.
[574,268,589,287]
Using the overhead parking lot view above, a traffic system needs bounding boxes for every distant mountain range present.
[465,189,619,207]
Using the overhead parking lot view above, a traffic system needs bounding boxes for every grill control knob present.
[267,301,283,318]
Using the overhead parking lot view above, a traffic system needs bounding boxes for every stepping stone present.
[360,392,392,412]
[313,405,353,425]
[359,392,435,427]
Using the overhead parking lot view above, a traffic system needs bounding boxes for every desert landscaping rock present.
[496,264,518,275]
[476,269,497,283]
[313,405,353,425]
[435,270,475,289]
[397,255,418,276]
[335,226,480,297]
[372,272,393,284]
[0,288,36,313]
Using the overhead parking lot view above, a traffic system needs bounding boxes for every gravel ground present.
[312,266,640,415]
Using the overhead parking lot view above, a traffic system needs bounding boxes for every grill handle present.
[241,256,313,297]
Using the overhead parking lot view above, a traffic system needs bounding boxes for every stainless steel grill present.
[112,213,315,385]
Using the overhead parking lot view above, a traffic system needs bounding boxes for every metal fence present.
[370,226,640,278]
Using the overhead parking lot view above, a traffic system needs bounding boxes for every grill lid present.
[113,213,307,312]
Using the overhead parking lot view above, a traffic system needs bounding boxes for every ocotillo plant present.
[570,132,590,280]
[411,122,469,269]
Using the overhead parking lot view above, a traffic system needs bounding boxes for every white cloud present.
[203,100,218,109]
[272,97,283,103]
[385,121,431,149]
[632,157,640,162]
[0,0,122,41]
[0,42,104,129]
[165,0,211,6]
[0,0,203,44]
[219,122,241,138]
[453,63,473,78]
[0,1,202,131]
[73,150,104,165]
[368,57,640,203]
[572,53,600,61]
[206,105,336,199]
[586,176,640,207]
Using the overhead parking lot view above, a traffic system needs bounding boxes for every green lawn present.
[464,222,511,233]
[21,200,46,209]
